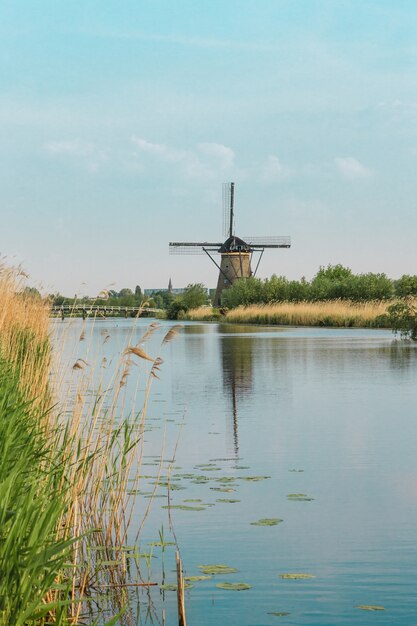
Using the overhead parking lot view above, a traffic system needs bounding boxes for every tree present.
[23,286,41,300]
[386,300,417,340]
[167,283,209,319]
[394,275,417,297]
[181,284,209,309]
[118,288,134,298]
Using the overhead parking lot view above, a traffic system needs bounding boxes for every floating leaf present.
[210,487,236,493]
[280,573,315,580]
[185,575,212,582]
[162,505,206,511]
[148,541,176,547]
[216,582,251,591]
[198,564,238,575]
[251,518,283,526]
[238,476,270,482]
[160,583,193,591]
[288,469,304,473]
[183,499,202,503]
[287,493,314,501]
[268,612,291,617]
[356,605,385,611]
[216,499,240,503]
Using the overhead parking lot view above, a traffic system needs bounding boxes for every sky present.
[1,0,417,296]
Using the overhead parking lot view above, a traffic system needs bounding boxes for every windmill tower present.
[169,183,291,306]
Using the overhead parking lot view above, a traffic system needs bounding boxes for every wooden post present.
[61,308,64,321]
[124,308,128,318]
[176,551,186,626]
[82,309,86,320]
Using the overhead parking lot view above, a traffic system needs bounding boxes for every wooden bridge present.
[51,304,162,320]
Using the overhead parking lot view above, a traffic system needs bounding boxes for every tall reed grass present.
[0,265,176,624]
[185,300,391,327]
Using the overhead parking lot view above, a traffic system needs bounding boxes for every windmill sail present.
[241,236,291,248]
[169,242,222,255]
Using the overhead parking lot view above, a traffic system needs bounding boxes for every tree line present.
[220,265,417,308]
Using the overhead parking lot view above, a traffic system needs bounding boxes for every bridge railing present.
[50,305,162,318]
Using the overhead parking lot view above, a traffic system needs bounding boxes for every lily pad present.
[268,612,290,617]
[183,499,203,503]
[216,582,251,591]
[216,498,241,503]
[185,575,212,582]
[251,518,283,526]
[162,505,206,511]
[238,476,271,482]
[160,583,193,591]
[356,605,385,611]
[210,487,236,492]
[287,493,314,501]
[280,573,315,580]
[198,564,238,575]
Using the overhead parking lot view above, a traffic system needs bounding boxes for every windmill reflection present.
[219,328,254,457]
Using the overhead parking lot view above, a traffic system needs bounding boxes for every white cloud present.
[197,143,235,169]
[44,139,95,157]
[335,157,372,180]
[130,137,236,181]
[43,139,108,172]
[261,155,293,183]
[130,137,186,163]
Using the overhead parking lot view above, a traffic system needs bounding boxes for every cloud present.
[197,143,235,169]
[44,139,95,157]
[130,137,236,181]
[130,137,186,163]
[43,139,108,172]
[335,157,372,180]
[261,155,293,183]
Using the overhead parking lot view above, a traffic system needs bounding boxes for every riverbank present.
[184,300,391,327]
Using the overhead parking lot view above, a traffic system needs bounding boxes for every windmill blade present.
[222,182,234,238]
[169,242,222,255]
[242,236,291,248]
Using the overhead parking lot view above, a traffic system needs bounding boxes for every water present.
[54,319,417,625]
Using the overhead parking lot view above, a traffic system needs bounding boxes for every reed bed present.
[0,264,177,625]
[185,300,392,327]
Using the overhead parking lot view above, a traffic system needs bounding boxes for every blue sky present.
[1,0,417,295]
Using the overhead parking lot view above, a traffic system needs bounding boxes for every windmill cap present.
[220,236,252,253]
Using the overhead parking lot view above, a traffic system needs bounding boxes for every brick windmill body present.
[169,183,291,306]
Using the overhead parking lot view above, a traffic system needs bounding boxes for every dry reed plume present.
[185,300,393,327]
[0,263,180,624]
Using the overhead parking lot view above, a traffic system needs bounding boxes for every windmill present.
[169,183,291,306]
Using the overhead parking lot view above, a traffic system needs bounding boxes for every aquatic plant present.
[0,264,182,624]
[216,582,251,591]
[185,300,391,328]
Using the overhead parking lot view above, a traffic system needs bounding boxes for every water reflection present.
[219,328,254,457]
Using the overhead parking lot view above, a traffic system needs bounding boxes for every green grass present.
[0,357,73,625]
